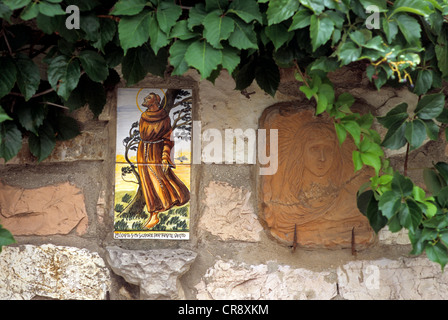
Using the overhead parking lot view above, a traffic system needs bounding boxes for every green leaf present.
[111,0,147,16]
[92,18,117,53]
[0,106,12,123]
[288,9,311,31]
[395,14,421,46]
[20,1,39,20]
[341,120,361,146]
[413,69,433,95]
[2,0,31,10]
[436,186,448,207]
[422,119,439,140]
[228,0,262,24]
[338,41,362,65]
[435,33,448,78]
[47,55,81,101]
[398,199,422,233]
[80,14,101,42]
[118,10,152,54]
[426,242,448,270]
[423,168,445,195]
[352,150,362,171]
[0,122,22,162]
[78,50,109,82]
[335,123,347,144]
[265,23,292,51]
[310,15,334,52]
[361,152,381,175]
[14,53,40,101]
[185,39,222,79]
[0,225,15,253]
[382,19,398,44]
[0,57,17,100]
[381,120,407,150]
[203,10,235,49]
[169,20,198,40]
[221,46,240,75]
[391,171,414,197]
[38,1,65,17]
[148,12,169,54]
[255,56,280,97]
[0,3,12,22]
[357,190,388,233]
[169,40,195,76]
[378,190,401,219]
[316,94,328,115]
[228,18,258,50]
[391,0,433,17]
[28,123,56,162]
[266,0,299,25]
[405,119,426,150]
[434,162,448,184]
[16,103,46,136]
[234,57,255,90]
[187,3,207,30]
[156,1,182,34]
[415,93,445,120]
[359,0,387,11]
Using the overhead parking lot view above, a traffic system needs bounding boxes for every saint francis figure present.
[136,92,190,229]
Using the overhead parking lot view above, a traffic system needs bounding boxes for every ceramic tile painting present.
[114,88,192,239]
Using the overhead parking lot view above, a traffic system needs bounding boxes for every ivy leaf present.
[169,20,198,40]
[228,17,258,50]
[415,93,445,120]
[0,56,17,100]
[156,0,182,34]
[310,15,334,52]
[118,10,151,54]
[16,103,46,136]
[395,14,421,46]
[111,0,147,16]
[377,102,409,129]
[0,106,12,123]
[335,123,347,144]
[28,123,56,162]
[413,69,433,95]
[185,39,222,79]
[53,115,80,141]
[357,190,388,233]
[203,10,235,49]
[227,0,262,24]
[265,23,292,50]
[289,9,312,31]
[187,3,207,30]
[391,171,414,197]
[378,190,401,219]
[398,199,422,233]
[37,1,65,17]
[221,46,240,75]
[426,242,448,270]
[14,53,40,101]
[255,56,279,97]
[169,39,195,76]
[266,0,299,25]
[390,0,433,17]
[78,50,109,82]
[435,33,448,78]
[92,18,117,53]
[234,57,256,90]
[148,12,169,54]
[2,0,30,10]
[47,55,81,101]
[0,122,22,162]
[0,3,12,22]
[0,225,15,253]
[338,41,362,65]
[405,119,426,150]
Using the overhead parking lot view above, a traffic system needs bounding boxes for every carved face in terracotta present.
[303,137,336,177]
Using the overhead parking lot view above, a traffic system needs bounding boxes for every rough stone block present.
[195,260,337,300]
[0,181,88,236]
[106,246,197,300]
[199,181,263,242]
[0,244,110,300]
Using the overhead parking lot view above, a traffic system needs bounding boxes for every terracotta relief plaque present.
[114,88,191,240]
[259,104,375,249]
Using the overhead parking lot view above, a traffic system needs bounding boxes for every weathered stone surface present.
[337,257,448,299]
[200,181,263,242]
[378,226,410,245]
[0,244,110,300]
[0,181,88,236]
[196,260,337,300]
[106,246,197,300]
[259,104,374,248]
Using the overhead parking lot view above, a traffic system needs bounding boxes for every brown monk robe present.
[137,92,190,229]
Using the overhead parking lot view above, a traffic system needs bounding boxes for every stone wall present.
[1,66,448,300]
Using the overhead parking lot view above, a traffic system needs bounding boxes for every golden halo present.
[136,88,167,112]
